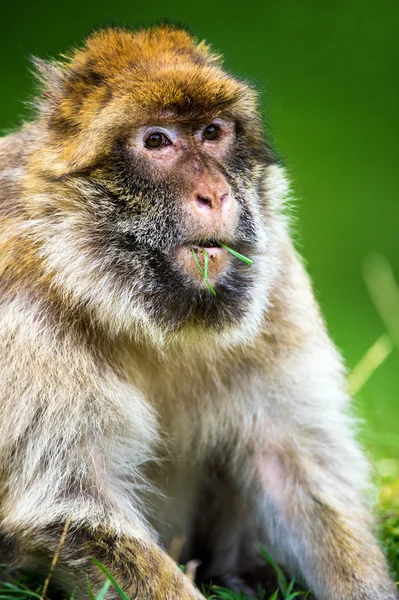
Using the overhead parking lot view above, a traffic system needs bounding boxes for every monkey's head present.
[29,26,288,348]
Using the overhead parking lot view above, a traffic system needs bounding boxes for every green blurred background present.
[1,0,398,461]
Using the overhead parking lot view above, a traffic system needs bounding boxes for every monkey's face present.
[126,118,238,285]
[90,112,276,342]
[36,27,280,345]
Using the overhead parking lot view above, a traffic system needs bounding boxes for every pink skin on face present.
[174,245,230,284]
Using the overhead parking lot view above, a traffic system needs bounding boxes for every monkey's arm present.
[255,358,397,600]
[252,249,397,600]
[195,358,396,599]
[197,242,397,599]
[16,525,203,600]
[0,302,203,600]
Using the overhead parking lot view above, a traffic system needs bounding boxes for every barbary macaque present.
[0,25,396,600]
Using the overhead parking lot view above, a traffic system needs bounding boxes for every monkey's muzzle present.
[174,244,230,285]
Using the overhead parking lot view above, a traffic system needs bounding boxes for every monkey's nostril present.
[220,193,229,204]
[196,195,212,209]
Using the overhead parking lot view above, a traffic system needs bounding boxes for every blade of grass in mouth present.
[191,248,216,296]
[219,243,254,265]
[203,247,209,280]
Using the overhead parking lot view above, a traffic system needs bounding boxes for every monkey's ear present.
[31,57,66,106]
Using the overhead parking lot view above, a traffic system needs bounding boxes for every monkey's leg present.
[255,437,398,600]
[187,420,397,598]
[181,469,263,597]
[11,521,205,600]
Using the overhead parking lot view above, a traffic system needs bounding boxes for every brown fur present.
[30,26,263,178]
[15,524,202,599]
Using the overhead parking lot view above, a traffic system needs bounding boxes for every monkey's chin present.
[174,245,230,284]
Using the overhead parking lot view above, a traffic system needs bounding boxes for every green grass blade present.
[260,545,287,595]
[208,588,249,599]
[0,580,42,599]
[201,249,217,295]
[0,592,40,600]
[219,244,253,265]
[204,279,217,295]
[90,558,130,600]
[286,579,295,596]
[203,248,210,280]
[86,576,96,600]
[96,579,112,600]
[191,248,217,295]
[191,248,205,278]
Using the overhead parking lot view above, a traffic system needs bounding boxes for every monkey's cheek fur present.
[174,245,230,284]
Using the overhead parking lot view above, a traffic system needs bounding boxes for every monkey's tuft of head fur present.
[34,26,267,173]
[15,26,285,348]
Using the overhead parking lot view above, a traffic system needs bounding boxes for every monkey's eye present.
[144,132,170,149]
[203,124,221,141]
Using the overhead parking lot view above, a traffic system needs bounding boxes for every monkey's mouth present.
[173,241,230,284]
[191,241,224,257]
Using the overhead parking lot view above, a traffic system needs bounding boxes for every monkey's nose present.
[191,182,233,216]
[195,192,230,210]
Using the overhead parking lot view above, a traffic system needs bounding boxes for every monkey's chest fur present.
[118,347,262,557]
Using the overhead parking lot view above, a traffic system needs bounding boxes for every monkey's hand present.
[17,524,205,600]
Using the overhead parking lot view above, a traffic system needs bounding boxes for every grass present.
[0,253,398,599]
[218,244,254,266]
[191,244,254,295]
[0,551,313,600]
[3,517,398,600]
[191,247,216,295]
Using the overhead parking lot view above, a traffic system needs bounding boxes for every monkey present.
[0,24,396,600]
